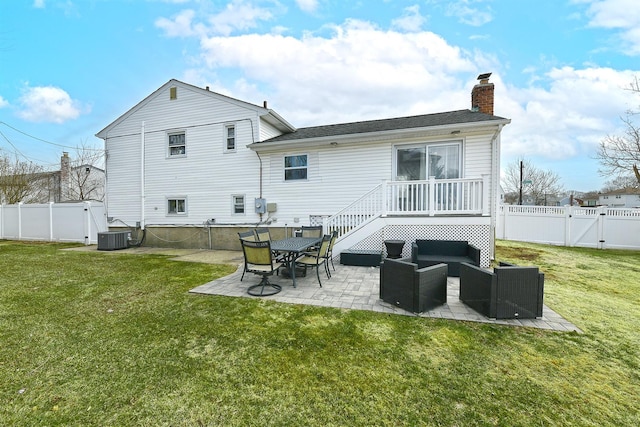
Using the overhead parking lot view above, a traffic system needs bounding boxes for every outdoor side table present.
[384,240,405,259]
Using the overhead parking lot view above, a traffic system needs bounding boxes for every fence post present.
[597,206,606,249]
[84,201,91,246]
[48,202,54,242]
[18,202,23,241]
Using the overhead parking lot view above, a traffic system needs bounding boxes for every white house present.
[599,188,640,208]
[96,74,510,266]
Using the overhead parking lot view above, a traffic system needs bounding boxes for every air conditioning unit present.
[97,231,130,251]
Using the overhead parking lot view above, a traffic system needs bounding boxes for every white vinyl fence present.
[497,205,640,250]
[0,202,108,245]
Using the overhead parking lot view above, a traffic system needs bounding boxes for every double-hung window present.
[168,132,186,157]
[225,125,236,151]
[284,154,308,181]
[167,198,187,215]
[232,195,245,214]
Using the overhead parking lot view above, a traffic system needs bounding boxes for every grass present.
[0,239,638,426]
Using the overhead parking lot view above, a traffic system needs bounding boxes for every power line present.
[0,121,104,152]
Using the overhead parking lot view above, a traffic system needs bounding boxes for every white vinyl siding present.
[102,82,265,225]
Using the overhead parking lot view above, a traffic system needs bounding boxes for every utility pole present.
[519,160,523,205]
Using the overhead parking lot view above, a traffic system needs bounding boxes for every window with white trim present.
[168,132,186,157]
[225,124,236,151]
[232,195,245,214]
[395,142,461,180]
[167,198,187,215]
[284,154,308,181]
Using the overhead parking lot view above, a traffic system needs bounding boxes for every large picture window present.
[284,154,308,181]
[168,132,186,156]
[396,142,461,180]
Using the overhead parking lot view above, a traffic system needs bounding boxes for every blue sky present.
[1,0,639,192]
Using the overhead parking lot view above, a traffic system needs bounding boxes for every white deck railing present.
[325,176,489,237]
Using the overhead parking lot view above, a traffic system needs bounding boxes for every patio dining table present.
[270,236,322,287]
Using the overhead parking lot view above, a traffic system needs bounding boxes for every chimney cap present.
[477,72,492,83]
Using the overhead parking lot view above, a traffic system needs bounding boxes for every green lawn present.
[1,240,638,426]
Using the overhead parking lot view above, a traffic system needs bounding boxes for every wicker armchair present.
[459,262,544,319]
[379,258,448,313]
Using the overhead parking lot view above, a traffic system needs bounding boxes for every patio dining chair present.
[240,240,283,296]
[295,234,332,287]
[300,225,323,238]
[306,230,338,276]
[238,230,257,242]
[254,228,271,242]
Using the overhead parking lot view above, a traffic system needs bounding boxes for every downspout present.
[490,124,504,259]
[256,150,263,223]
[140,121,146,230]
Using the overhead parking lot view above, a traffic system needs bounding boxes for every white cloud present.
[33,0,45,8]
[197,19,481,125]
[444,1,493,26]
[296,0,319,14]
[0,95,8,108]
[501,66,639,160]
[580,0,640,54]
[155,9,199,37]
[17,85,86,123]
[156,1,276,37]
[391,5,427,32]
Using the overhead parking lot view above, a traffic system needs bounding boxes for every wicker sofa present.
[411,240,480,277]
[459,262,545,319]
[380,258,448,313]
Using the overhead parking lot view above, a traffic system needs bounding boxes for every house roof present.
[600,187,640,196]
[255,109,509,145]
[95,79,295,138]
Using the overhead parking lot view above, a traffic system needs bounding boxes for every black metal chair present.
[459,262,544,319]
[295,234,332,286]
[240,240,283,296]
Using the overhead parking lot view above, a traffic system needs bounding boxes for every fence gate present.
[497,205,640,250]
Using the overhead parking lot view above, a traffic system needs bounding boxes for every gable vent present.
[170,86,177,100]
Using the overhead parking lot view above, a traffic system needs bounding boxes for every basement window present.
[167,198,187,215]
[232,195,245,214]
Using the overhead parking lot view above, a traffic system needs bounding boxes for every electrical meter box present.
[254,198,267,214]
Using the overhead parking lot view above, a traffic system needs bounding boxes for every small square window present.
[225,125,236,151]
[168,132,186,156]
[232,195,245,214]
[167,198,186,215]
[284,154,308,181]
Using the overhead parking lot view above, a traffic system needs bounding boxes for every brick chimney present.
[471,72,494,115]
[60,152,70,201]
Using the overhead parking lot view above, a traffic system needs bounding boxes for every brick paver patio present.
[190,261,581,333]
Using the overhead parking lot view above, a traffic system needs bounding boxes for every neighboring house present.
[599,188,640,208]
[96,74,510,267]
[34,152,105,203]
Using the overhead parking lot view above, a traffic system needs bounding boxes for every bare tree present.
[596,77,640,185]
[0,151,46,204]
[62,142,105,201]
[601,175,639,193]
[502,158,564,205]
